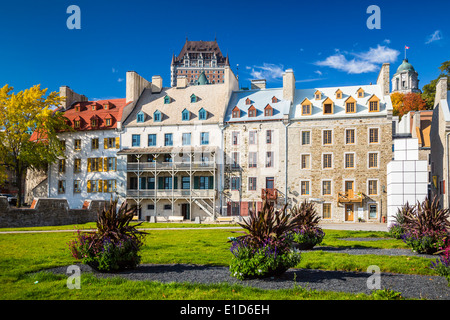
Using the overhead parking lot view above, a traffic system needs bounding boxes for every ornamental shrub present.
[68,198,146,272]
[430,245,450,286]
[289,201,324,250]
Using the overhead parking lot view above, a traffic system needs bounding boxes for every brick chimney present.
[282,69,295,102]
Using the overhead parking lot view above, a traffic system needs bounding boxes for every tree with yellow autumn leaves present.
[391,91,428,119]
[0,84,71,207]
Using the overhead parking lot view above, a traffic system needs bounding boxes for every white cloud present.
[296,78,324,83]
[383,39,391,44]
[249,63,284,80]
[112,67,118,73]
[425,30,443,44]
[117,78,124,83]
[315,45,400,74]
[314,70,322,76]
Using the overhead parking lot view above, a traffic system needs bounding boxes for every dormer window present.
[264,104,273,117]
[322,97,334,115]
[103,102,110,110]
[74,120,80,128]
[301,98,312,116]
[75,105,80,112]
[345,96,356,113]
[105,118,112,126]
[272,96,278,103]
[368,95,380,112]
[190,94,198,103]
[248,105,257,117]
[91,103,97,111]
[199,108,207,120]
[314,90,322,100]
[335,89,343,99]
[232,106,240,118]
[164,95,171,104]
[91,118,98,127]
[245,98,252,105]
[137,111,145,123]
[182,108,190,121]
[357,88,364,98]
[154,110,162,122]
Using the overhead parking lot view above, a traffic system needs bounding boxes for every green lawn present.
[0,224,438,300]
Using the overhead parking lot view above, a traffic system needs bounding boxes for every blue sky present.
[0,0,448,100]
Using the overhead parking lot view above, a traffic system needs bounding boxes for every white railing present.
[127,161,215,171]
[126,189,216,199]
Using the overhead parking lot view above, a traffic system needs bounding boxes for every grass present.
[0,224,438,300]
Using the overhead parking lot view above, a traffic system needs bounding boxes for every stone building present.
[222,72,293,216]
[287,64,393,223]
[430,77,450,208]
[170,39,230,87]
[118,67,239,221]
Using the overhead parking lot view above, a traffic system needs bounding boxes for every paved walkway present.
[319,223,388,232]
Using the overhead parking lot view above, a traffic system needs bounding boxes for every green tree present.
[0,84,71,207]
[422,60,450,109]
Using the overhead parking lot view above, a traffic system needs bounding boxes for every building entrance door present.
[181,203,190,220]
[345,204,354,221]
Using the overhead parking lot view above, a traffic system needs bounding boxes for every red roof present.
[63,98,129,131]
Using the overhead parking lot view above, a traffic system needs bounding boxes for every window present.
[336,90,342,99]
[322,181,332,195]
[249,131,257,145]
[248,177,257,191]
[346,102,355,113]
[266,152,274,167]
[345,129,355,144]
[248,106,257,117]
[302,103,311,115]
[164,204,172,210]
[154,110,161,122]
[369,101,379,112]
[164,95,171,104]
[322,203,331,219]
[148,134,157,146]
[74,120,80,128]
[164,133,173,146]
[88,158,101,172]
[104,137,116,149]
[182,133,191,146]
[91,118,98,127]
[190,94,198,103]
[301,181,310,195]
[323,153,332,169]
[231,177,240,190]
[323,103,333,114]
[181,176,190,189]
[231,202,240,216]
[368,180,378,195]
[74,158,81,173]
[301,154,310,169]
[345,153,355,168]
[264,105,273,116]
[248,152,258,168]
[132,134,140,147]
[91,138,99,150]
[369,128,379,143]
[266,130,273,144]
[58,180,66,194]
[368,153,378,168]
[369,204,377,219]
[182,109,190,121]
[301,131,310,145]
[107,157,116,171]
[323,130,332,145]
[232,131,239,145]
[106,180,116,193]
[357,88,364,98]
[147,204,155,210]
[231,152,240,168]
[232,107,240,118]
[272,96,278,103]
[73,180,81,193]
[245,98,252,105]
[200,132,209,145]
[58,159,65,173]
[137,111,145,123]
[314,91,321,100]
[199,108,207,120]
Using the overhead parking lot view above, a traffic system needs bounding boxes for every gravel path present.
[46,263,450,300]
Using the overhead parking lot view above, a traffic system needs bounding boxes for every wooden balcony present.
[337,191,364,203]
[261,188,277,200]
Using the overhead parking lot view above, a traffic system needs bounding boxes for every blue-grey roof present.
[224,88,290,122]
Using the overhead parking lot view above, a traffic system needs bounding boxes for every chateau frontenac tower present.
[391,59,420,94]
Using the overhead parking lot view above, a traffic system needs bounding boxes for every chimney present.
[376,63,390,96]
[250,79,266,90]
[176,76,188,89]
[59,86,87,110]
[126,71,151,103]
[282,69,295,102]
[151,75,163,93]
[435,77,448,108]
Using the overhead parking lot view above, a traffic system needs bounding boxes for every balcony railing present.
[126,189,216,199]
[127,161,215,171]
[261,188,278,200]
[337,191,364,203]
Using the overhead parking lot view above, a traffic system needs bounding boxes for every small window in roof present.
[301,98,312,116]
[322,97,334,115]
[272,96,278,103]
[199,108,207,120]
[245,98,252,105]
[190,94,198,103]
[182,108,190,121]
[357,88,364,98]
[164,95,171,104]
[248,105,257,117]
[368,95,380,112]
[232,106,240,118]
[264,104,273,117]
[335,89,343,99]
[137,111,145,123]
[154,110,162,122]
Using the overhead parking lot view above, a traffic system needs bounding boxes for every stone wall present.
[0,197,107,228]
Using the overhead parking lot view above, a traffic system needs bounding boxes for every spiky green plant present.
[290,200,321,228]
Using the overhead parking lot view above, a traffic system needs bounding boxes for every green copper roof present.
[197,71,208,85]
[396,59,416,73]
